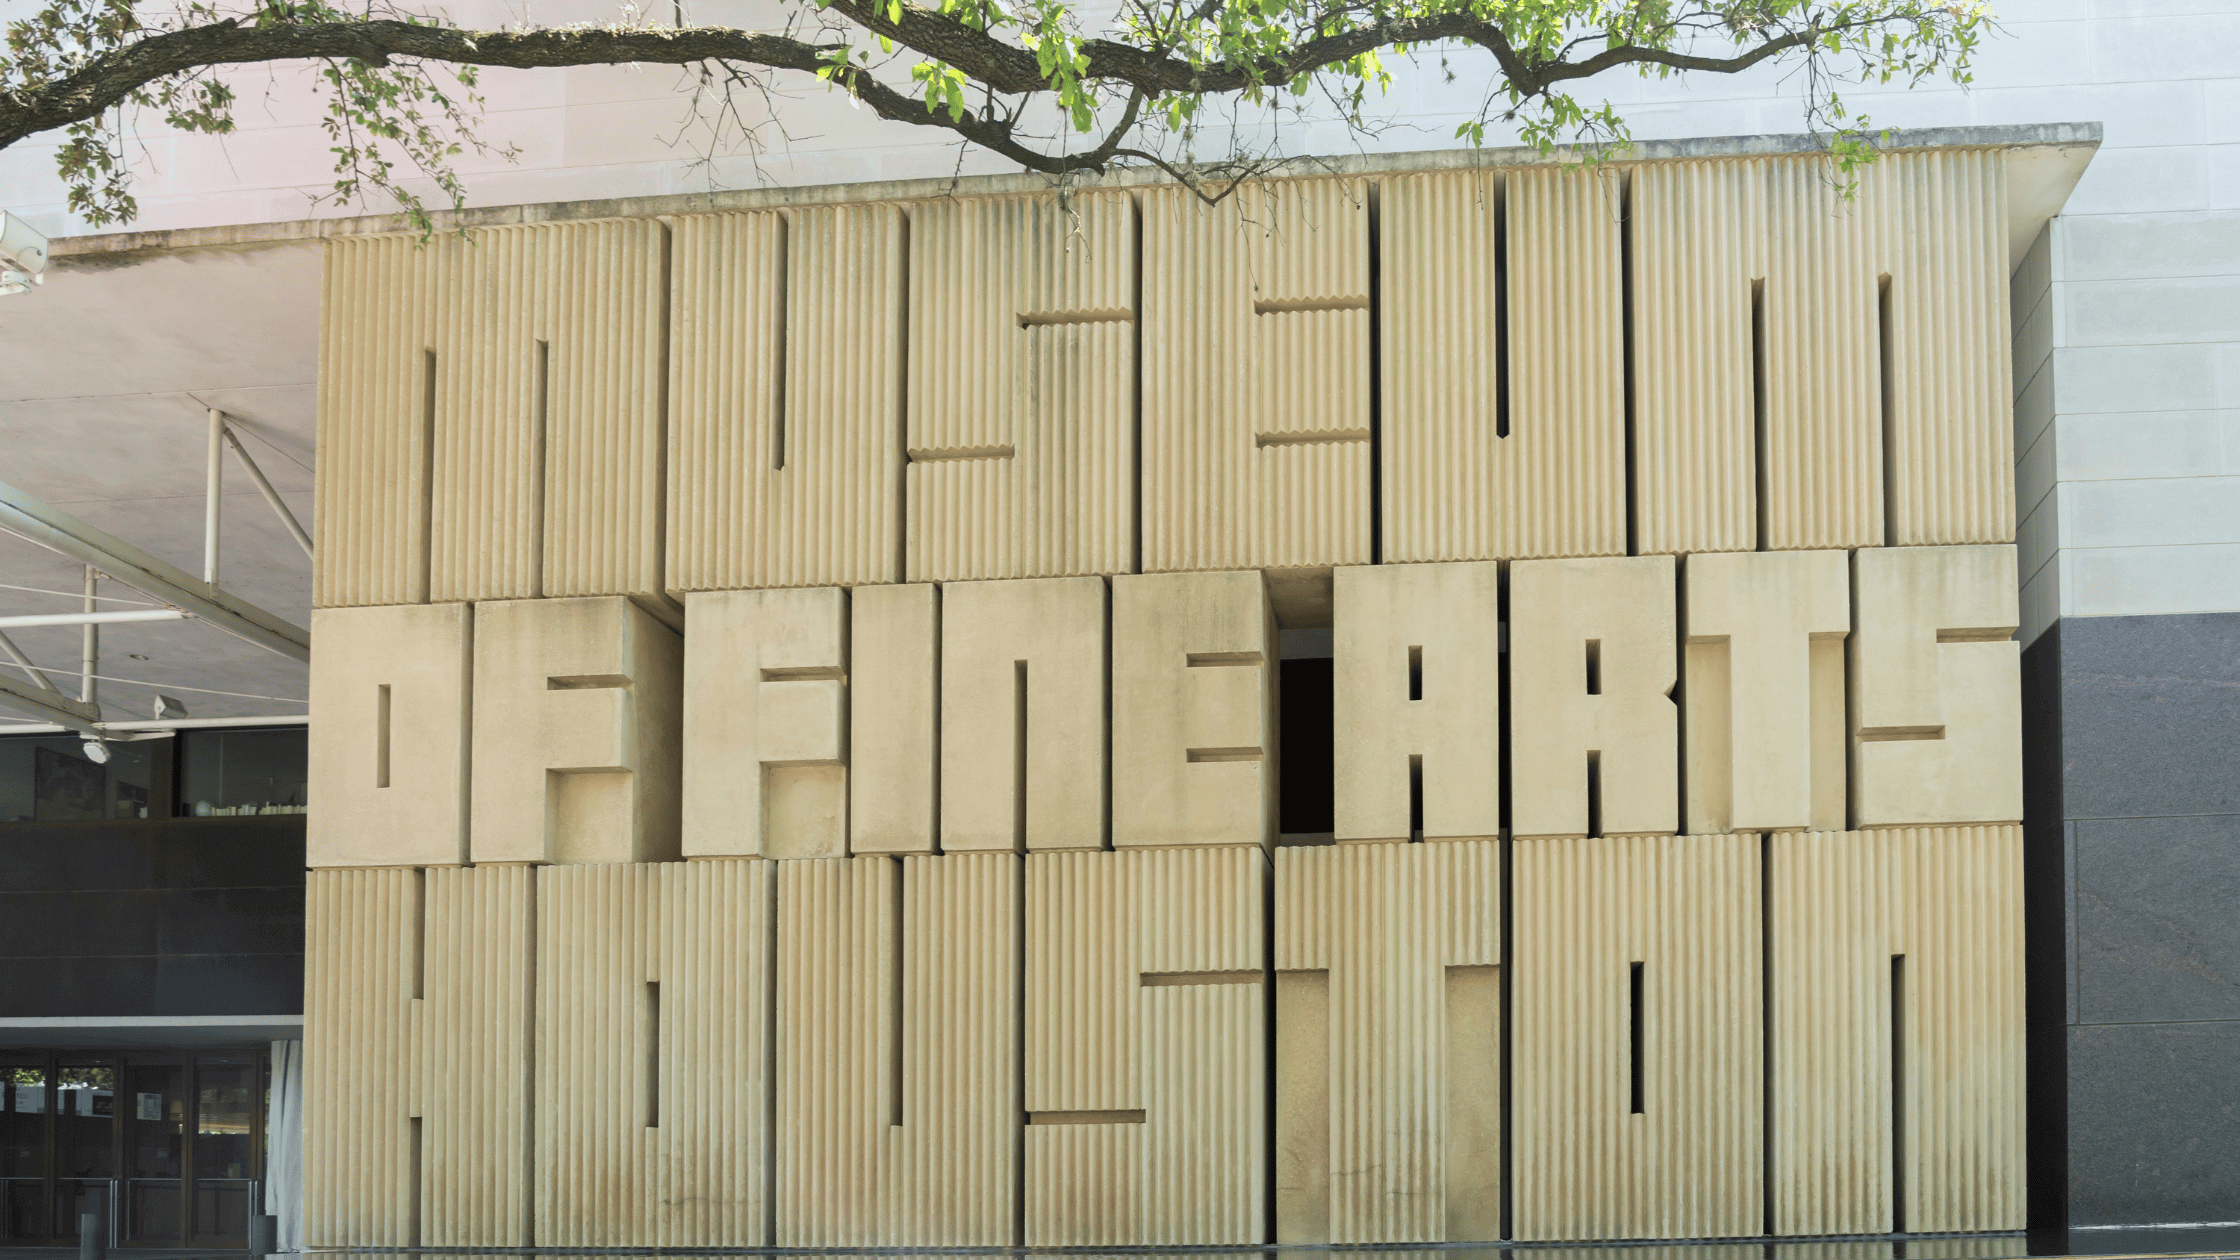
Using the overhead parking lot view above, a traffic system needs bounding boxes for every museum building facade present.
[299,134,2089,1247]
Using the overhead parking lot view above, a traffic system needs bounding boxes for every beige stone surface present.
[668,206,905,591]
[909,191,1136,580]
[419,865,536,1246]
[1381,168,1626,562]
[306,603,472,867]
[1332,561,1502,842]
[1769,826,2025,1235]
[316,223,672,611]
[849,582,939,854]
[775,853,1020,1246]
[1024,848,1267,1244]
[1141,178,1371,574]
[470,596,684,864]
[1509,556,1679,839]
[1631,152,2014,556]
[1849,545,2022,827]
[940,576,1108,852]
[1111,570,1276,851]
[302,868,418,1247]
[1511,834,1762,1242]
[1274,840,1502,1243]
[682,587,848,859]
[1684,550,1850,834]
[315,237,441,607]
[303,867,541,1247]
[537,860,775,1245]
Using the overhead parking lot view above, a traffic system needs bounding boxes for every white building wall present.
[0,0,2233,641]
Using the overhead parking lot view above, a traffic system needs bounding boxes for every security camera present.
[1,211,48,296]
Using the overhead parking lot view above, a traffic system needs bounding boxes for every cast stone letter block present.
[941,576,1108,852]
[1332,561,1501,842]
[1024,847,1267,1245]
[1683,550,1849,834]
[1509,555,1678,839]
[683,587,847,859]
[307,603,472,867]
[850,583,939,854]
[1274,840,1501,1244]
[776,853,1020,1245]
[1511,834,1762,1242]
[1768,826,2024,1235]
[1849,544,2021,827]
[470,596,683,864]
[1112,570,1276,850]
[536,860,775,1246]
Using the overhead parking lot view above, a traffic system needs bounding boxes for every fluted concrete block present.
[470,596,683,864]
[306,603,472,868]
[1112,570,1276,851]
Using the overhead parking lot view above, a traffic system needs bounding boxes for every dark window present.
[0,737,154,823]
[177,729,306,818]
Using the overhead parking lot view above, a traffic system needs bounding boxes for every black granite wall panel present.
[2032,611,2240,1233]
[0,816,304,1017]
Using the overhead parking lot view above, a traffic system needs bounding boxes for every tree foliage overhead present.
[2,0,1989,229]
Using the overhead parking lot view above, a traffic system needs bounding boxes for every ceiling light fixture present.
[0,211,47,295]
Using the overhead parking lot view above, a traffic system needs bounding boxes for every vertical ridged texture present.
[1142,178,1371,572]
[318,223,670,607]
[908,192,1136,580]
[1629,159,1760,556]
[1511,835,1761,1242]
[419,864,534,1246]
[537,860,774,1245]
[1274,841,1502,1243]
[776,853,1019,1245]
[301,869,416,1246]
[668,206,905,591]
[315,237,441,607]
[1632,152,2013,554]
[1381,169,1625,561]
[1024,848,1266,1244]
[1770,826,2024,1235]
[1878,152,2014,545]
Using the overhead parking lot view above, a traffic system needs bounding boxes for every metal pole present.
[80,566,97,707]
[0,610,189,630]
[0,628,58,692]
[220,426,315,561]
[205,408,224,586]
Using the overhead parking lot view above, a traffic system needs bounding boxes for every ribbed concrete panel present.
[1142,178,1371,573]
[1381,168,1625,562]
[344,221,669,609]
[1629,161,1761,557]
[1273,840,1502,1244]
[1769,826,2024,1235]
[1758,159,1882,553]
[657,860,777,1244]
[1632,153,2013,555]
[668,206,905,591]
[1511,835,1761,1242]
[537,861,776,1246]
[1024,848,1266,1245]
[1878,151,2014,546]
[419,865,535,1246]
[301,869,417,1247]
[909,192,1135,580]
[536,862,660,1246]
[776,853,1020,1246]
[315,236,441,608]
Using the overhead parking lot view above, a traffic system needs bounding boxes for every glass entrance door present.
[0,1050,264,1249]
